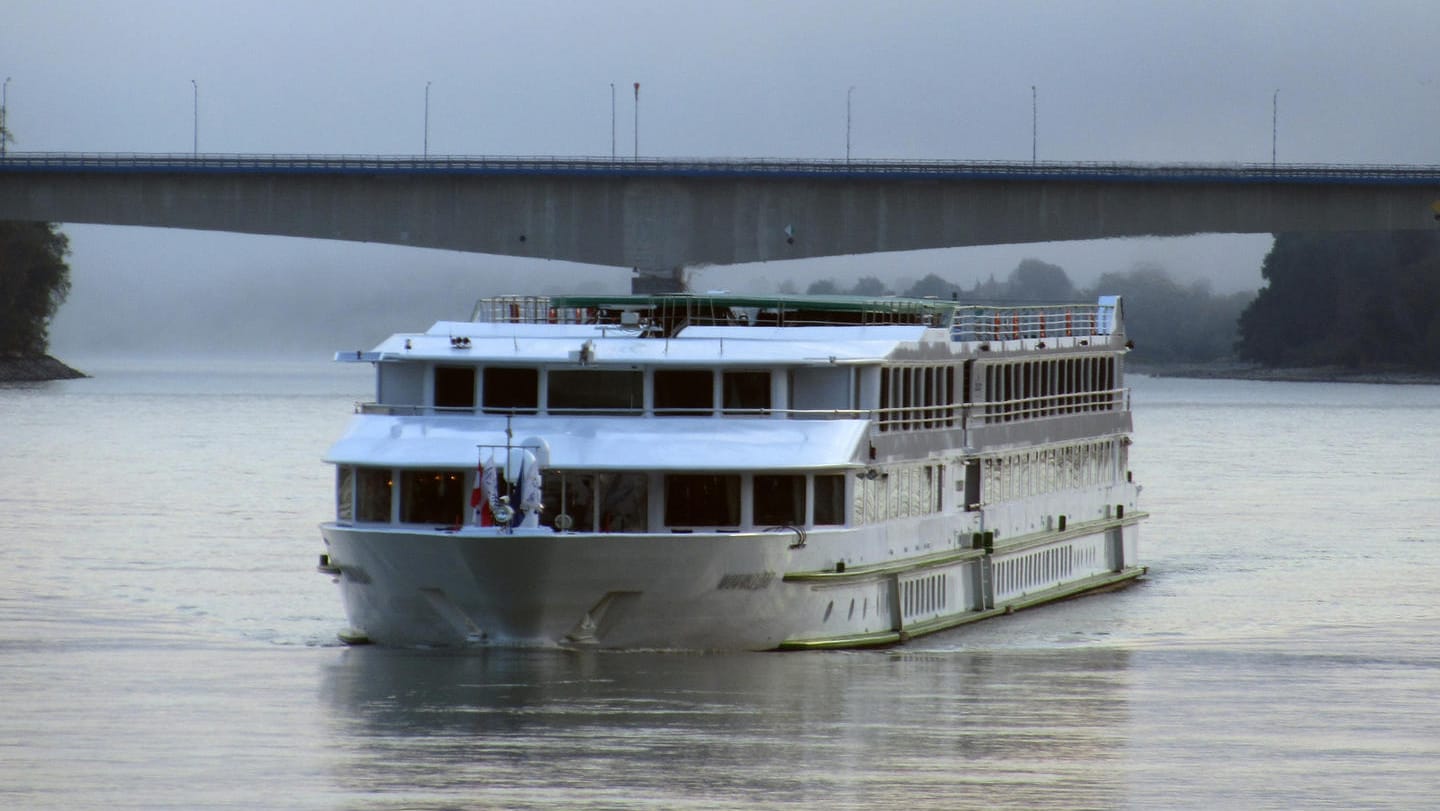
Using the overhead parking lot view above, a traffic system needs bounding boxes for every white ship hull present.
[317,292,1147,650]
[320,512,1144,650]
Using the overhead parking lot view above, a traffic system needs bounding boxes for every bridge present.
[3,153,1439,290]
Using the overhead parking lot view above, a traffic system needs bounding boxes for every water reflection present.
[321,646,1133,809]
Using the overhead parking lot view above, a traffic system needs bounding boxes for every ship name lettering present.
[716,572,776,590]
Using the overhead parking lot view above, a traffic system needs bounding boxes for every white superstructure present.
[318,293,1144,649]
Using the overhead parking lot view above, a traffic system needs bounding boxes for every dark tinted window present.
[665,474,740,527]
[482,367,538,413]
[356,467,393,523]
[401,470,466,525]
[813,474,846,525]
[722,371,770,414]
[754,474,805,526]
[654,369,713,415]
[548,370,643,414]
[434,366,476,408]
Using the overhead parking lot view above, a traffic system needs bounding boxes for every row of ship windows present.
[979,439,1122,504]
[333,442,1116,531]
[983,356,1118,421]
[428,366,773,415]
[335,466,848,531]
[395,357,1120,427]
[877,366,959,432]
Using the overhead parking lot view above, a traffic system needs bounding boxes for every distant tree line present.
[1236,232,1440,370]
[0,222,71,355]
[797,259,1253,365]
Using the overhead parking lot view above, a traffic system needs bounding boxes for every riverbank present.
[1132,361,1440,385]
[0,354,87,382]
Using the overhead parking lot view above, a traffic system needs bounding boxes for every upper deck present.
[335,293,1132,457]
[465,293,1123,346]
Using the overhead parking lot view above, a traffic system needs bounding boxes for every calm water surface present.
[2,358,1437,809]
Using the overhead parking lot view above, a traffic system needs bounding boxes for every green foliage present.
[0,222,72,354]
[849,276,893,297]
[1236,232,1440,370]
[1009,258,1077,301]
[1089,265,1251,364]
[794,257,1252,365]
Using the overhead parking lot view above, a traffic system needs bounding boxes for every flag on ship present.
[518,452,543,515]
[472,454,498,526]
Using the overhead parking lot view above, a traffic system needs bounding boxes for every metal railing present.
[5,151,1440,185]
[951,303,1117,342]
[355,393,1127,425]
[975,388,1129,425]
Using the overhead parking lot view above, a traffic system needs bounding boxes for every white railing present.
[973,388,1129,425]
[951,303,1117,342]
[356,392,1128,425]
[7,151,1440,185]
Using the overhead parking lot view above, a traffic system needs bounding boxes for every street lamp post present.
[633,82,639,159]
[424,81,432,158]
[2,76,11,157]
[1272,89,1279,168]
[191,79,198,156]
[1031,85,1037,165]
[610,82,616,160]
[846,85,854,163]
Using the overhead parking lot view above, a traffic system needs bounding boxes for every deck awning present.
[324,415,871,471]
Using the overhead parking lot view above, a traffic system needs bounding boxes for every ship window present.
[599,472,648,532]
[482,367,539,414]
[722,371,770,415]
[336,466,355,522]
[400,470,467,526]
[548,370,643,414]
[434,365,476,409]
[754,474,805,526]
[879,368,893,431]
[654,369,714,415]
[665,474,740,527]
[541,471,649,532]
[356,467,393,523]
[543,472,595,532]
[813,474,845,525]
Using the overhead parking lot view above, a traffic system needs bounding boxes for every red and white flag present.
[472,455,498,526]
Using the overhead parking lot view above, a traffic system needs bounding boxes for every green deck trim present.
[782,512,1145,584]
[776,565,1147,651]
[988,512,1148,557]
[782,546,988,583]
[777,628,904,650]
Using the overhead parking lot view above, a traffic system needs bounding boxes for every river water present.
[2,358,1437,809]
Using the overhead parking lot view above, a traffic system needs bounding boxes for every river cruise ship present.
[318,293,1144,649]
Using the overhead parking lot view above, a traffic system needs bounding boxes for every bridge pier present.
[631,266,686,294]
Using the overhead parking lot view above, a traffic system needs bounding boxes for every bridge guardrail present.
[3,152,1440,184]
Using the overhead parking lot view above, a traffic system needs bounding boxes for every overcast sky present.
[9,0,1440,353]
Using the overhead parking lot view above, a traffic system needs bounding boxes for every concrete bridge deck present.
[3,153,1438,283]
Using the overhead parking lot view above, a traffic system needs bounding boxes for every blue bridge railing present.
[2,152,1440,185]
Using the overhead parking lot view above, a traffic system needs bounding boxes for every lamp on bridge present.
[1,76,10,157]
[190,79,198,156]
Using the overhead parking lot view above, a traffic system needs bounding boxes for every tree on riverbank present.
[0,222,72,354]
[1236,232,1440,370]
[799,260,1250,365]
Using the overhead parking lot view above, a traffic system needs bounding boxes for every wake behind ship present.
[317,293,1145,649]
